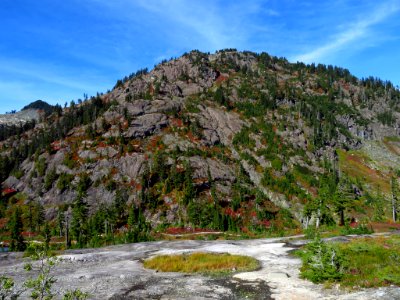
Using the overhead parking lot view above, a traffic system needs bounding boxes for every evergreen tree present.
[214,87,227,105]
[33,201,45,232]
[26,200,34,232]
[391,176,398,222]
[113,188,128,224]
[57,209,64,237]
[373,186,385,222]
[182,161,195,205]
[9,208,26,251]
[333,178,353,226]
[44,168,58,190]
[77,173,92,196]
[43,222,51,250]
[70,196,88,247]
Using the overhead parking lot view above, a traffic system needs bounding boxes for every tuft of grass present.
[143,252,259,275]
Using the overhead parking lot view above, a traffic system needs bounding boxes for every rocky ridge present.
[1,49,400,235]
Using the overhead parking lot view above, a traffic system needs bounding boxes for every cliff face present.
[1,50,399,234]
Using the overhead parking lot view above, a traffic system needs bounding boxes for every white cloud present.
[293,1,400,63]
[0,58,102,91]
[89,0,265,51]
[134,0,239,50]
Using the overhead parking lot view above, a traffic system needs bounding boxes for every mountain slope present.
[1,50,399,246]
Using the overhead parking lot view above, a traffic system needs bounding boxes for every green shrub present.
[271,158,282,171]
[63,153,78,169]
[297,236,345,283]
[377,110,395,126]
[57,173,74,192]
[240,152,258,166]
[233,127,256,148]
[44,168,58,190]
[340,224,373,235]
[11,169,24,179]
[35,157,47,177]
[304,226,318,239]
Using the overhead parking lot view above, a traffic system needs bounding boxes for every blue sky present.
[1,0,399,113]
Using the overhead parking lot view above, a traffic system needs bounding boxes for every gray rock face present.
[86,186,115,209]
[126,113,169,139]
[43,189,77,207]
[162,133,195,151]
[3,176,20,190]
[79,150,98,160]
[116,154,147,180]
[123,99,182,116]
[123,100,148,117]
[197,106,245,146]
[48,151,66,170]
[188,156,235,183]
[96,146,118,158]
[0,109,41,126]
[1,235,396,300]
[90,159,113,183]
[151,55,217,93]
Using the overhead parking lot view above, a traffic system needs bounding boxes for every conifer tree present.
[43,222,51,250]
[182,161,195,205]
[33,201,45,232]
[9,208,26,251]
[331,176,354,226]
[71,196,88,247]
[391,176,398,222]
[373,186,385,222]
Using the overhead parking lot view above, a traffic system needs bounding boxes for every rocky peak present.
[1,49,400,240]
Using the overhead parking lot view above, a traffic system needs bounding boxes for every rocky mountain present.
[1,49,399,246]
[22,99,56,116]
[0,109,40,126]
[0,100,56,143]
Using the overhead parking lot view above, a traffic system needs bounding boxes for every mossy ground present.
[336,235,400,288]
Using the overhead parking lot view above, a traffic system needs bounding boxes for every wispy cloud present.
[1,0,400,113]
[293,1,400,63]
[0,59,96,91]
[89,0,269,52]
[135,0,232,49]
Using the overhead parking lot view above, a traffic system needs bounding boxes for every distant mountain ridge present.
[0,109,40,126]
[0,100,54,127]
[22,100,55,115]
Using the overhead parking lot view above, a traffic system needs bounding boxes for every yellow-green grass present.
[335,235,400,288]
[143,252,259,275]
[337,149,390,193]
[383,137,400,156]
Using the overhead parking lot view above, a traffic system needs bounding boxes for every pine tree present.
[333,178,353,226]
[391,176,398,222]
[57,209,64,237]
[43,222,51,250]
[71,196,88,248]
[373,186,385,222]
[33,201,45,232]
[182,161,195,205]
[9,208,26,251]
